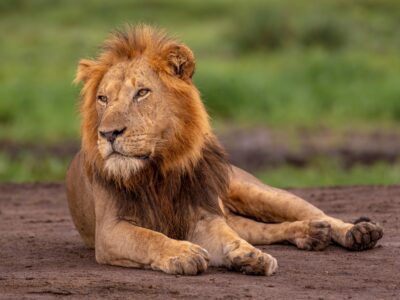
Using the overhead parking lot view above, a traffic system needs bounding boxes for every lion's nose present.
[99,127,126,144]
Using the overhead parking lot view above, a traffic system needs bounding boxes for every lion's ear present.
[74,59,97,84]
[164,44,195,81]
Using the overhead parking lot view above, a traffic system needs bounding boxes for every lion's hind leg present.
[228,166,384,251]
[227,214,332,251]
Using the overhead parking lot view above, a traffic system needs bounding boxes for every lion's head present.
[75,25,212,181]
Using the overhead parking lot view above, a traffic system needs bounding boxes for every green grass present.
[1,0,400,142]
[257,160,400,188]
[0,153,70,182]
[197,51,400,130]
[2,152,399,188]
[1,0,400,184]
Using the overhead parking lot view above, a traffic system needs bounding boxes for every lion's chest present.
[118,189,201,240]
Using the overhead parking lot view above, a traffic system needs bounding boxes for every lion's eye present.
[135,88,151,99]
[97,95,108,104]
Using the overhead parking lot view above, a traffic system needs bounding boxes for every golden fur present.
[66,25,383,276]
[76,26,208,181]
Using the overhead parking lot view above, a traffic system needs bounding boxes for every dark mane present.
[95,137,230,240]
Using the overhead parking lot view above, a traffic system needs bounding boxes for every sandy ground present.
[0,183,399,299]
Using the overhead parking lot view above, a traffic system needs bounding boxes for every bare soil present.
[0,183,399,299]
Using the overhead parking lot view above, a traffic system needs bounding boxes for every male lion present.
[66,25,383,276]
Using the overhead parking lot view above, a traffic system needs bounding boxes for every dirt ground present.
[0,184,399,299]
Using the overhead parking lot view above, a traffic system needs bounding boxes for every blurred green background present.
[1,0,400,187]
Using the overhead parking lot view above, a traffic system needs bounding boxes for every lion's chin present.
[104,154,145,180]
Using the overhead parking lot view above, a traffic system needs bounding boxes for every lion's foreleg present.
[189,213,278,275]
[95,220,209,274]
[93,185,209,275]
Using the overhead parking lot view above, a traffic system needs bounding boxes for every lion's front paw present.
[294,220,332,251]
[344,220,383,251]
[152,241,209,275]
[225,241,278,276]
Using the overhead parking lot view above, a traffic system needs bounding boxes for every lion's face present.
[76,26,211,181]
[96,59,172,178]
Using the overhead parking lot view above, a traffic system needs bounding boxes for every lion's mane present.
[76,25,230,239]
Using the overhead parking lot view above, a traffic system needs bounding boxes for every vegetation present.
[257,160,400,188]
[2,152,400,189]
[1,0,399,186]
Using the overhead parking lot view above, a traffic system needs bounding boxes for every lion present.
[66,25,383,276]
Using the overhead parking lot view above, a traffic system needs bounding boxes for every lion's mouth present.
[108,151,151,161]
[132,154,151,160]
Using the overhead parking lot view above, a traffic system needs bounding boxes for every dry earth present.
[0,183,399,299]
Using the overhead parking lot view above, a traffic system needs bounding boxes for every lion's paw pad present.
[345,221,383,251]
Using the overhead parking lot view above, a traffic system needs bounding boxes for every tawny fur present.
[66,25,383,276]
